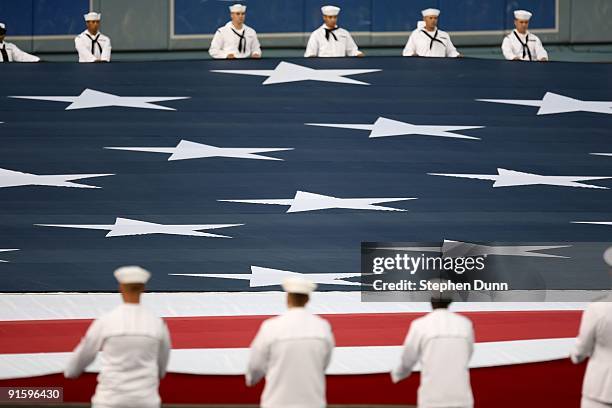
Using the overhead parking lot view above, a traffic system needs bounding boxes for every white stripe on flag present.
[0,292,589,321]
[0,337,575,380]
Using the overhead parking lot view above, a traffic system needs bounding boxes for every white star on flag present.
[477,92,612,115]
[9,89,189,111]
[211,61,381,85]
[35,217,243,238]
[377,240,570,259]
[428,168,611,189]
[105,139,293,161]
[571,221,612,226]
[171,265,361,287]
[306,117,483,140]
[219,190,416,213]
[591,153,612,157]
[0,167,113,189]
[0,249,19,263]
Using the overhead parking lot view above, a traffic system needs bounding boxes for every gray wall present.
[8,0,612,54]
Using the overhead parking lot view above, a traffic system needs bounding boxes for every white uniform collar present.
[83,29,101,37]
[513,29,530,38]
[321,23,339,30]
[226,21,245,32]
[285,306,308,313]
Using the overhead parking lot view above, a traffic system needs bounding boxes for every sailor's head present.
[282,276,316,308]
[229,4,246,26]
[84,12,101,34]
[421,8,440,31]
[0,23,6,42]
[321,5,340,28]
[513,10,532,33]
[114,266,150,303]
[429,278,454,309]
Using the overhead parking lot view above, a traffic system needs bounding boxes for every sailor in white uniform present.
[391,290,474,408]
[64,266,171,408]
[403,8,460,58]
[571,247,612,408]
[209,4,261,59]
[305,5,363,58]
[246,277,335,408]
[0,23,40,62]
[502,10,548,61]
[75,12,112,63]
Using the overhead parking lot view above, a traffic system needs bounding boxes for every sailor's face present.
[231,12,245,25]
[0,34,4,42]
[86,20,100,34]
[424,15,438,30]
[514,19,529,33]
[323,15,338,27]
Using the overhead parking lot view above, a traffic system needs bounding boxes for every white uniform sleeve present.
[245,322,270,386]
[101,37,111,62]
[158,321,171,378]
[391,323,420,383]
[445,36,460,58]
[9,44,40,62]
[402,33,416,57]
[64,319,103,378]
[209,30,228,59]
[304,32,319,57]
[571,306,597,364]
[467,321,475,358]
[324,321,335,370]
[345,32,361,57]
[534,36,548,61]
[251,32,262,56]
[75,36,96,63]
[501,36,516,60]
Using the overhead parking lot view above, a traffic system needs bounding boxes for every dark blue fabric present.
[0,57,610,292]
[174,0,556,35]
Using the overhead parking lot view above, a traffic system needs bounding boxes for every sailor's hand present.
[539,57,548,62]
[356,52,365,58]
[227,54,236,59]
[251,53,261,59]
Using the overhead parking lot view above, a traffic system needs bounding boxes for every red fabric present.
[0,310,581,353]
[0,360,587,407]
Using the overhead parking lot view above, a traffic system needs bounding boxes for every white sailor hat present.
[514,10,532,20]
[421,8,440,17]
[84,12,101,22]
[321,5,341,16]
[282,276,317,294]
[604,246,612,267]
[229,4,246,13]
[114,266,151,284]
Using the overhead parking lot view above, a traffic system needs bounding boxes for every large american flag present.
[0,57,609,406]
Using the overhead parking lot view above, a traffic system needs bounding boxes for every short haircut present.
[431,298,452,309]
[121,283,145,293]
[288,292,309,307]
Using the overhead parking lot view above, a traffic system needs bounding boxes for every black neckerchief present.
[421,29,445,50]
[324,26,338,41]
[231,28,246,53]
[0,43,8,62]
[513,31,532,61]
[86,33,102,55]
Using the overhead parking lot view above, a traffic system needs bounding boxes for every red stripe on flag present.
[0,310,581,354]
[0,359,586,407]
